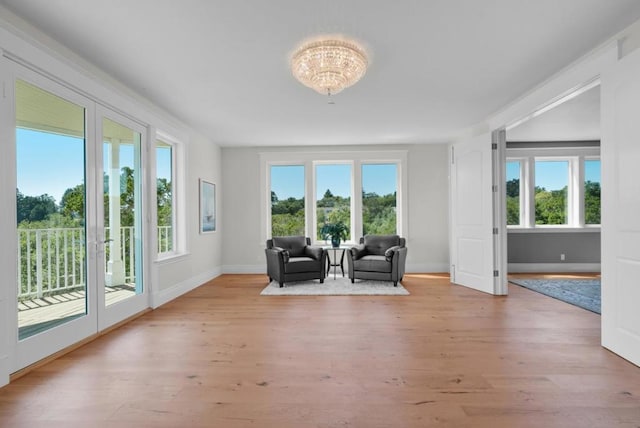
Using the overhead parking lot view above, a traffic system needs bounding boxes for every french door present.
[9,64,148,371]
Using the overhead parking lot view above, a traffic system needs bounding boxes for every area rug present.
[510,278,600,314]
[260,277,409,296]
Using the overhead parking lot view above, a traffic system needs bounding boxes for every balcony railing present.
[17,226,172,301]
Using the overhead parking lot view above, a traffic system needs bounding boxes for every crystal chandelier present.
[291,36,368,96]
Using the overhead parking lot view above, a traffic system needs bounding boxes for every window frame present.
[260,150,408,245]
[153,129,187,261]
[506,147,600,231]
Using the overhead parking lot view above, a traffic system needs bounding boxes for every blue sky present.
[507,159,601,191]
[270,163,397,200]
[17,128,171,204]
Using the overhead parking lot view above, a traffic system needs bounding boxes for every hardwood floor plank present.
[0,273,639,427]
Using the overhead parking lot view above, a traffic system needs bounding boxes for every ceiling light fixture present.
[291,36,368,98]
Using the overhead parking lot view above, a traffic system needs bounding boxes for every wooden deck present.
[1,273,639,427]
[18,287,136,339]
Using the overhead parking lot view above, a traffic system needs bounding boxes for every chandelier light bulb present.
[291,36,368,95]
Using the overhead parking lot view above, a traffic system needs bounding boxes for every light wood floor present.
[1,273,639,427]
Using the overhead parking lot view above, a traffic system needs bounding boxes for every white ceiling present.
[1,0,638,147]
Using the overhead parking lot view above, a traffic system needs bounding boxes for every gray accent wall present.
[507,231,600,263]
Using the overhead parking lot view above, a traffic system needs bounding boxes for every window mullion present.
[525,157,535,227]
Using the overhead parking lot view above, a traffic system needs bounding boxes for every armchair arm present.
[304,245,323,261]
[349,244,367,260]
[384,245,402,262]
[265,247,287,283]
[270,246,289,263]
[390,247,408,282]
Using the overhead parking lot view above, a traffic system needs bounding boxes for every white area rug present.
[260,277,409,296]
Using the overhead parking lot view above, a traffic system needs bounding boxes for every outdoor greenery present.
[271,188,396,239]
[506,178,601,225]
[16,169,172,299]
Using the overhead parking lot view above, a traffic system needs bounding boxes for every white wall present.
[152,133,223,306]
[221,144,450,274]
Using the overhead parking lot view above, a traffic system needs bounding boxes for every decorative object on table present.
[290,35,368,103]
[265,236,326,287]
[347,235,407,287]
[510,278,601,314]
[261,277,408,296]
[320,221,349,248]
[199,179,216,233]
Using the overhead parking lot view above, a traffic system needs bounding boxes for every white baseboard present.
[405,263,450,273]
[222,264,266,274]
[151,267,222,309]
[508,263,601,273]
[222,263,450,275]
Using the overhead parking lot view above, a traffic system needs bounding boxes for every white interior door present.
[450,133,500,294]
[601,48,640,367]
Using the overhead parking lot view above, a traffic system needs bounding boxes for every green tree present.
[362,191,396,235]
[585,180,601,224]
[505,178,520,225]
[60,184,85,221]
[535,186,567,224]
[271,191,305,236]
[157,178,172,227]
[16,190,58,224]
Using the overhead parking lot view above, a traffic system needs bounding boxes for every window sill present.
[155,252,191,265]
[507,226,600,234]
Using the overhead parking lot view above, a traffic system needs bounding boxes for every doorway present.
[502,83,602,313]
[10,64,149,371]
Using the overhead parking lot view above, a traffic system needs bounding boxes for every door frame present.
[7,61,99,372]
[2,60,152,374]
[95,105,150,331]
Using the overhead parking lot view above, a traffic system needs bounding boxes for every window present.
[506,150,600,229]
[154,131,185,259]
[262,151,407,242]
[362,163,397,235]
[584,159,601,225]
[270,165,305,236]
[315,164,352,241]
[156,139,173,253]
[534,160,569,225]
[506,161,521,226]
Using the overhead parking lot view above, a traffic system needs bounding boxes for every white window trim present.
[260,150,408,246]
[506,147,600,231]
[153,128,187,262]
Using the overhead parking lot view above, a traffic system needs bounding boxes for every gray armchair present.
[265,236,326,287]
[347,235,407,287]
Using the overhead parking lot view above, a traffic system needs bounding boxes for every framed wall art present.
[199,179,216,233]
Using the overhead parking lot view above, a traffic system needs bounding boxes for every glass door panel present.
[102,117,143,308]
[15,79,88,340]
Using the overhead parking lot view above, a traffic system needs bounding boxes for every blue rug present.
[510,278,601,314]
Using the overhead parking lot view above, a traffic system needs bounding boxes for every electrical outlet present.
[560,254,565,261]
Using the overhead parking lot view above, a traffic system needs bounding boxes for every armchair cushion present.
[284,257,320,274]
[272,236,307,257]
[353,255,392,273]
[363,235,402,256]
